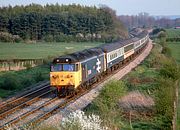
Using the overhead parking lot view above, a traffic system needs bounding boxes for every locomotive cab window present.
[51,64,78,71]
[63,64,75,71]
[51,64,62,71]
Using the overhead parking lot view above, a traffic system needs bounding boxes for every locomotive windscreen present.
[51,64,77,72]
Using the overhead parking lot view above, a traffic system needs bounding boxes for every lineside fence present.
[0,59,44,72]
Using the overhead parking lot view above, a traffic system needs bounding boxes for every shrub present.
[159,59,180,80]
[43,34,54,42]
[162,46,172,57]
[1,74,21,90]
[0,32,22,42]
[21,78,34,87]
[155,78,175,129]
[34,71,44,82]
[61,110,108,130]
[85,80,127,129]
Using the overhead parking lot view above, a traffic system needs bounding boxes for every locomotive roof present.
[52,47,104,63]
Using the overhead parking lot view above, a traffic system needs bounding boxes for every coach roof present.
[100,37,140,52]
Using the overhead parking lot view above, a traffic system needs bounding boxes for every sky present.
[0,0,180,16]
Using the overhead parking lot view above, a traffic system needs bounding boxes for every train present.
[50,30,149,97]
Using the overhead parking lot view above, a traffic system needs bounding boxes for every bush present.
[85,80,127,129]
[1,74,21,90]
[0,32,22,42]
[34,71,44,82]
[154,78,175,129]
[43,34,54,42]
[21,78,34,87]
[159,59,180,80]
[162,46,172,57]
[0,65,49,97]
[61,110,108,130]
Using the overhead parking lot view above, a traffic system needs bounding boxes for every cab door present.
[82,64,87,81]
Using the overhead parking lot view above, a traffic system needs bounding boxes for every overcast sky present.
[0,0,180,16]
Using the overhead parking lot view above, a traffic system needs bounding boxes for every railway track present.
[0,42,150,130]
[0,83,56,130]
[0,83,50,115]
[0,96,59,129]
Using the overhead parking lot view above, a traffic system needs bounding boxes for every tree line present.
[119,12,180,29]
[0,4,128,43]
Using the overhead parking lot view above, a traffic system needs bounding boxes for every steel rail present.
[0,82,49,107]
[0,84,50,114]
[0,97,59,130]
[0,89,55,120]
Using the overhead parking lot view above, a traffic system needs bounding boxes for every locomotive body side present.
[81,53,105,82]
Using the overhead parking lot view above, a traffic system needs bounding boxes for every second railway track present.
[0,83,50,115]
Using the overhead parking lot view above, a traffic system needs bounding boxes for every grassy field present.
[166,29,180,38]
[0,42,103,60]
[168,42,180,63]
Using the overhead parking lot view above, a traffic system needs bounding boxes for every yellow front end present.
[50,68,82,89]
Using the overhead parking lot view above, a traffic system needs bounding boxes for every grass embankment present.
[0,64,49,98]
[84,42,180,129]
[166,28,180,129]
[168,42,180,130]
[0,42,103,60]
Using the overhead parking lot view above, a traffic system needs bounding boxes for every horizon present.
[0,0,180,16]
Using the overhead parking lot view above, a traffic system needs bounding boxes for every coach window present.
[110,55,112,60]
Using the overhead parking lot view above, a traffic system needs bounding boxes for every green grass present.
[166,29,180,38]
[0,89,12,98]
[167,41,180,129]
[0,42,103,60]
[167,42,180,63]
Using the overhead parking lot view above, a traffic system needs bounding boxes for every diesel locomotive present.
[50,30,149,96]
